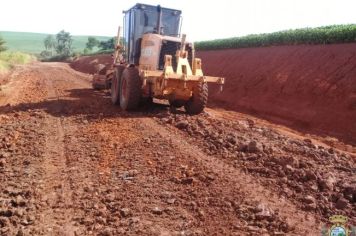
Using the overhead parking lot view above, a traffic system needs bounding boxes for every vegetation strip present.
[195,24,356,50]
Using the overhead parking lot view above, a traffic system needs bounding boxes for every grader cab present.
[111,3,224,114]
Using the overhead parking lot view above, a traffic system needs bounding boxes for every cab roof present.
[123,3,182,14]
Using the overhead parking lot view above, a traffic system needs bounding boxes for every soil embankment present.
[197,44,356,144]
[70,54,112,74]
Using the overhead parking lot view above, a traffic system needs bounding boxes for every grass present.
[195,24,356,50]
[0,61,10,73]
[0,51,36,73]
[0,31,112,54]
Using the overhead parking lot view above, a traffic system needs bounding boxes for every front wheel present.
[120,67,142,110]
[184,82,208,115]
[111,66,125,105]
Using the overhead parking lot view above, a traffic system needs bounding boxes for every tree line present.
[84,36,115,53]
[41,30,115,59]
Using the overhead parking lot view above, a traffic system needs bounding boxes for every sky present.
[0,0,355,41]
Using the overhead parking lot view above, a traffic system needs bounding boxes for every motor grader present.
[108,3,224,114]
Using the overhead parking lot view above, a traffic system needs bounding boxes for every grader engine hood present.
[139,34,193,71]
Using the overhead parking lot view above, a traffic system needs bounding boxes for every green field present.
[0,31,112,54]
[195,24,356,50]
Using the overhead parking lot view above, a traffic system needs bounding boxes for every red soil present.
[197,44,356,144]
[70,54,112,74]
[69,44,356,144]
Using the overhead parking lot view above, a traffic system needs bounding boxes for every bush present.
[0,51,36,65]
[195,24,356,50]
[0,61,10,73]
[0,51,36,73]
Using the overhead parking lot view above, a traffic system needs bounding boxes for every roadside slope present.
[197,43,356,145]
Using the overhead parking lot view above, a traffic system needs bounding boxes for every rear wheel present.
[184,82,208,115]
[120,67,142,110]
[111,66,125,105]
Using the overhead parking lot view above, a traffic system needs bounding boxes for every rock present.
[128,217,140,224]
[144,138,151,144]
[99,228,113,236]
[246,119,255,126]
[13,195,26,207]
[303,138,312,144]
[16,229,24,236]
[247,226,260,232]
[0,152,10,159]
[166,198,176,204]
[83,119,89,124]
[120,208,132,217]
[0,159,5,167]
[122,169,138,180]
[180,177,194,185]
[335,197,348,210]
[304,202,317,211]
[249,141,264,153]
[328,148,335,154]
[0,209,13,217]
[23,160,30,165]
[227,136,237,144]
[164,207,174,215]
[303,195,315,204]
[275,156,295,166]
[254,203,273,220]
[152,207,163,215]
[175,121,189,130]
[236,142,247,152]
[14,209,24,217]
[342,184,356,199]
[198,209,205,218]
[319,175,336,191]
[302,195,317,211]
[284,165,294,172]
[304,170,317,181]
[0,217,10,227]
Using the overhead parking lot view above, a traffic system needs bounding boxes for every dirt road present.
[0,63,355,235]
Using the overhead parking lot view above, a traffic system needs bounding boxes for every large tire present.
[111,66,125,105]
[169,99,185,108]
[184,82,208,115]
[120,67,142,110]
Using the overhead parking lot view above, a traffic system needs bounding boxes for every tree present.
[43,35,56,56]
[44,35,56,51]
[98,37,115,50]
[55,30,73,56]
[0,36,7,52]
[86,36,99,51]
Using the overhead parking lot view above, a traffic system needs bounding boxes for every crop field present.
[0,31,111,54]
[195,24,356,50]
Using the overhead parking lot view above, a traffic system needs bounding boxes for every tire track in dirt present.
[32,74,77,235]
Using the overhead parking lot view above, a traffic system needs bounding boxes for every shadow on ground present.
[0,88,187,121]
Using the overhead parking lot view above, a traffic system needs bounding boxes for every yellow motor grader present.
[108,3,224,114]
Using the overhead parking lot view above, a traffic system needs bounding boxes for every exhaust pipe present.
[156,5,162,35]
